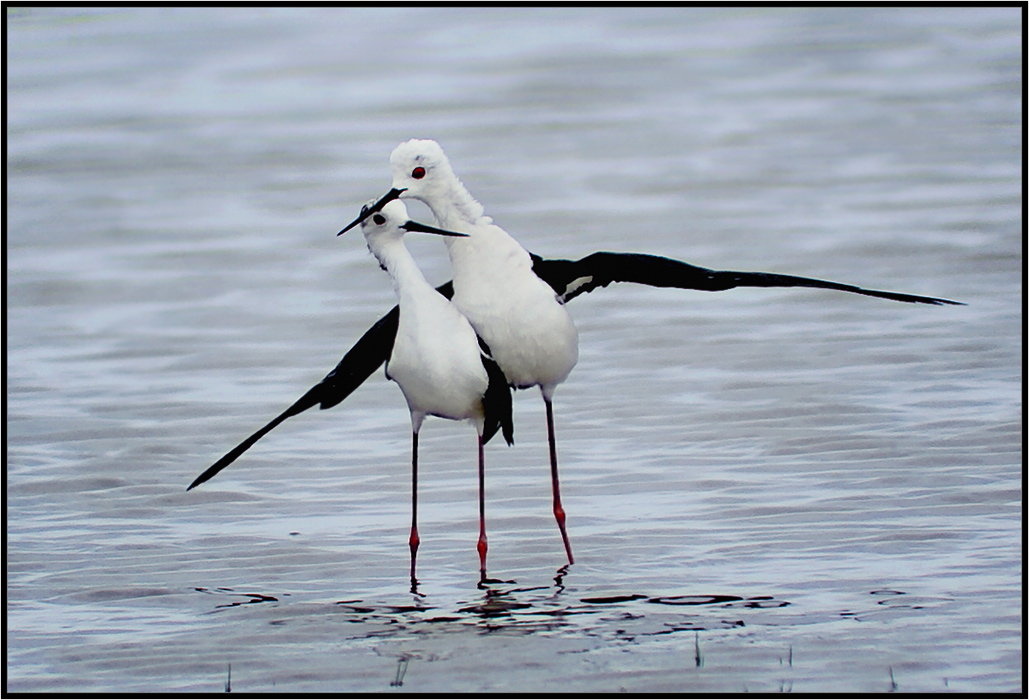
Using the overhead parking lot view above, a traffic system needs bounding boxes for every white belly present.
[387,295,489,423]
[460,292,578,391]
[448,242,578,392]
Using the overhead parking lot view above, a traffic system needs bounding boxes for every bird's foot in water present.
[553,563,572,591]
[478,574,516,589]
[409,575,426,598]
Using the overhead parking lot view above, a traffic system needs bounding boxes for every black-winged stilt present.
[341,140,582,565]
[352,199,512,588]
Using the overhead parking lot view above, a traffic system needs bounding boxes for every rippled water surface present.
[6,7,1022,693]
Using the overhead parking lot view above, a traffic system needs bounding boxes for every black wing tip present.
[882,292,966,306]
[187,463,221,491]
[480,347,514,448]
[499,415,514,446]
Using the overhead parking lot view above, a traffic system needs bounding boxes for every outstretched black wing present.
[530,251,965,306]
[189,252,961,490]
[187,293,414,491]
[318,279,453,411]
[188,282,459,491]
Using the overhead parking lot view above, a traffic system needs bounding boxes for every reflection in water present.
[476,574,517,590]
[195,587,279,610]
[459,589,534,619]
[553,564,569,594]
[194,578,791,644]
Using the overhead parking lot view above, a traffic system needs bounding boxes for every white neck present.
[366,235,434,302]
[426,176,489,229]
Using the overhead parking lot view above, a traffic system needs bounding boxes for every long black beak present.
[401,221,469,237]
[338,188,406,235]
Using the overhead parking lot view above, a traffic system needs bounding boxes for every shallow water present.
[5,6,1022,693]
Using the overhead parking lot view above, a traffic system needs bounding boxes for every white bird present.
[354,199,512,588]
[341,139,585,565]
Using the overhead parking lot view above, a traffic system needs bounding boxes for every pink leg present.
[409,431,420,586]
[477,434,488,582]
[545,398,574,565]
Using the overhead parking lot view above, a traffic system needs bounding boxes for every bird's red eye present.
[412,166,426,179]
[373,214,385,225]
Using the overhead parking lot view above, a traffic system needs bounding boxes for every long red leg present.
[545,398,574,565]
[477,434,488,583]
[409,431,420,586]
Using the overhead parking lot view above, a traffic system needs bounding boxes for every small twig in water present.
[390,656,410,687]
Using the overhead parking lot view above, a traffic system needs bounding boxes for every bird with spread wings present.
[188,249,961,491]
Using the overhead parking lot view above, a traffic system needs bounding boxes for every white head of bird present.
[359,198,409,249]
[359,198,467,247]
[357,198,468,277]
[388,139,489,227]
[336,139,489,236]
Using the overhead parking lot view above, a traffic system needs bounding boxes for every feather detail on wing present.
[530,252,964,306]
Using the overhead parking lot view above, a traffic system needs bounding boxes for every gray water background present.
[5,6,1022,693]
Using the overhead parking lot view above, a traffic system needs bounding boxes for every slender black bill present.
[338,188,406,235]
[401,221,469,237]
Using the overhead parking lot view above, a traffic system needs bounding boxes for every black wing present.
[530,251,965,306]
[189,253,961,489]
[479,336,514,447]
[188,286,444,491]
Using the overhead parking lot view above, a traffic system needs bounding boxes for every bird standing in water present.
[341,139,581,566]
[353,198,513,589]
[338,138,966,568]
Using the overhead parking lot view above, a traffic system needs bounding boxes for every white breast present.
[445,223,579,394]
[388,290,489,422]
